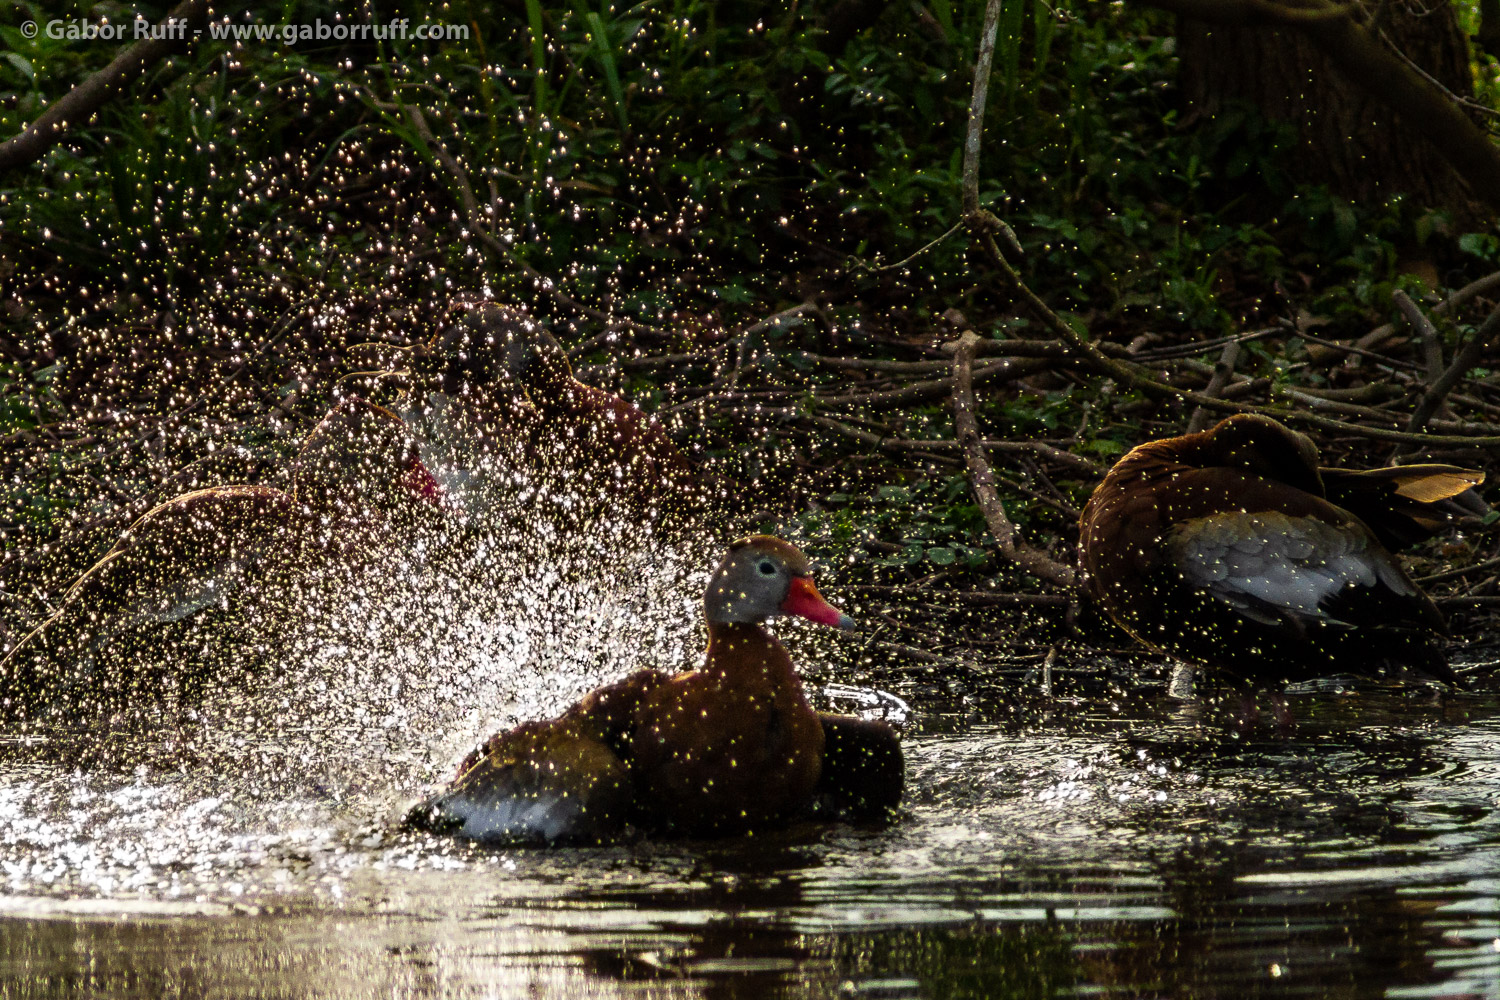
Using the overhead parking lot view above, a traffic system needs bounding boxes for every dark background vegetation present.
[4,0,1500,693]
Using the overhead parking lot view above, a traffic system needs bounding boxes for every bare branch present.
[1393,289,1445,384]
[0,0,212,173]
[962,0,1003,217]
[1404,299,1500,445]
[811,357,1052,410]
[806,414,1107,476]
[948,332,1077,589]
[840,584,1072,607]
[1356,269,1500,356]
[1186,340,1242,433]
[969,221,1500,448]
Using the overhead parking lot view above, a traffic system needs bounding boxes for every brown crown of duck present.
[1078,413,1486,687]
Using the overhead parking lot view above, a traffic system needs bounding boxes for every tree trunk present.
[1178,0,1484,222]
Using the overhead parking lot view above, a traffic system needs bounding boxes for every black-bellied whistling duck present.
[484,306,694,496]
[0,398,446,719]
[381,304,542,492]
[1078,413,1487,687]
[389,302,698,517]
[406,536,904,844]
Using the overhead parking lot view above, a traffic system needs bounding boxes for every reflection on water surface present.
[2,685,1499,998]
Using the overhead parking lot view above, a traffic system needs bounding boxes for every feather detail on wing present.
[1321,465,1489,550]
[1165,511,1434,631]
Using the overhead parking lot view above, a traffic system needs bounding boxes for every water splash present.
[0,419,727,901]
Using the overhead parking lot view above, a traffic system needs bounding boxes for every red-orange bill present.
[402,458,446,507]
[780,576,857,630]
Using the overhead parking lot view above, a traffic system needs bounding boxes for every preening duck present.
[1077,413,1487,687]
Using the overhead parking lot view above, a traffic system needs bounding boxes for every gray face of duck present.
[704,536,857,629]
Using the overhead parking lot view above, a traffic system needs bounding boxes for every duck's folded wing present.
[0,486,293,714]
[1321,465,1488,550]
[816,714,904,822]
[405,720,633,845]
[1165,511,1444,634]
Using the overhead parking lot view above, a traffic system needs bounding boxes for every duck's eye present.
[757,560,777,576]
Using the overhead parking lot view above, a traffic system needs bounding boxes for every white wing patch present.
[430,787,586,844]
[1166,511,1413,624]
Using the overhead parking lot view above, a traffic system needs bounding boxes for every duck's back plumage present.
[1079,415,1464,686]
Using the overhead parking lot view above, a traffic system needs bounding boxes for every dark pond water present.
[2,680,1498,999]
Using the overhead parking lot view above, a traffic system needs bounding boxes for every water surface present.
[2,678,1498,998]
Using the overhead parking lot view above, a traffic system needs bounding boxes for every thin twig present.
[737,302,821,340]
[948,331,1076,588]
[806,415,1106,476]
[901,438,1105,477]
[0,0,212,172]
[1302,330,1427,372]
[714,302,821,388]
[1186,340,1242,433]
[1416,555,1500,585]
[1132,327,1281,362]
[860,220,966,273]
[840,584,1072,606]
[811,358,1051,410]
[872,639,982,669]
[1377,24,1500,123]
[802,354,952,374]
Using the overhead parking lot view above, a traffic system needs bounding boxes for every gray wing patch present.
[132,556,254,624]
[1166,512,1414,626]
[413,783,590,844]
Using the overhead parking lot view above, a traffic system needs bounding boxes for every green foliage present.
[1459,231,1500,263]
[3,1,1477,337]
[0,361,59,434]
[807,477,996,573]
[4,0,1499,604]
[19,65,242,289]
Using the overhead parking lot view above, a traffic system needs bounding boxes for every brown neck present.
[704,620,796,681]
[1109,442,1186,485]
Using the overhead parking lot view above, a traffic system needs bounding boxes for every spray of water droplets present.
[0,367,736,901]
